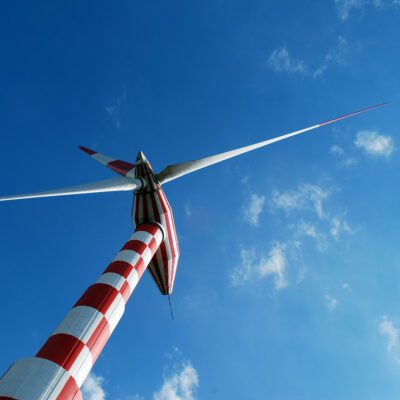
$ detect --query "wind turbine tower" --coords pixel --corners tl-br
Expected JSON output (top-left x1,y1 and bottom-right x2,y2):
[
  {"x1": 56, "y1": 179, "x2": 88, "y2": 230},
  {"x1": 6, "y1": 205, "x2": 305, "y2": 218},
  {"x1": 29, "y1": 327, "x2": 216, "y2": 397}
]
[{"x1": 0, "y1": 104, "x2": 384, "y2": 399}]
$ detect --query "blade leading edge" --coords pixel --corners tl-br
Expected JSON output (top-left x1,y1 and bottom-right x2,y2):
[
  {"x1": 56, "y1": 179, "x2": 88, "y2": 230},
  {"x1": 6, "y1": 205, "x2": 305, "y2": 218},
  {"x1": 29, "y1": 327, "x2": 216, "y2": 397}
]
[
  {"x1": 157, "y1": 103, "x2": 386, "y2": 184},
  {"x1": 0, "y1": 176, "x2": 140, "y2": 202}
]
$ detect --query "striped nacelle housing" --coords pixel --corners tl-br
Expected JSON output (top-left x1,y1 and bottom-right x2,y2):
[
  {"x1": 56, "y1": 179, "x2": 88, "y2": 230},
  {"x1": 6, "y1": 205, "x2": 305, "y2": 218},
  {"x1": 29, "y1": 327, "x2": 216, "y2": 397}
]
[{"x1": 133, "y1": 152, "x2": 180, "y2": 295}]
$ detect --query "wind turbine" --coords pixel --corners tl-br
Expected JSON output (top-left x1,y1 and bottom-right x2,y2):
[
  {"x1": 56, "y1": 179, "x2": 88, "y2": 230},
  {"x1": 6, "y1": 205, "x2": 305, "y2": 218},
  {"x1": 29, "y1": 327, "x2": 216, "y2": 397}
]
[{"x1": 0, "y1": 103, "x2": 385, "y2": 400}]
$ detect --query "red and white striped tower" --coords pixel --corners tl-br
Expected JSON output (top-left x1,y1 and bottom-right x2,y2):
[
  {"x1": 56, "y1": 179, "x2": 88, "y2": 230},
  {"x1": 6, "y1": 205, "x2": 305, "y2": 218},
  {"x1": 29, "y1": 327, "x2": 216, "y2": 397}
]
[
  {"x1": 0, "y1": 150, "x2": 180, "y2": 400},
  {"x1": 0, "y1": 222, "x2": 164, "y2": 399}
]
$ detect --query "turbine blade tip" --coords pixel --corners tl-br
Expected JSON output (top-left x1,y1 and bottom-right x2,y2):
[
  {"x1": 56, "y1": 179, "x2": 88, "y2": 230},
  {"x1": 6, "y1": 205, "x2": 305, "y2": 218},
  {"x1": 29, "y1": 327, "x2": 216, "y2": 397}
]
[
  {"x1": 319, "y1": 102, "x2": 387, "y2": 126},
  {"x1": 79, "y1": 146, "x2": 97, "y2": 155}
]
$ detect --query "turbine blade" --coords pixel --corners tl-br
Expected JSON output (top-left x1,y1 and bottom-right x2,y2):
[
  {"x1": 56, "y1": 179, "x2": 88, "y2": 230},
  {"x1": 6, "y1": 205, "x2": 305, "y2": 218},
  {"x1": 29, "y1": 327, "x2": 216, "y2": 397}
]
[
  {"x1": 158, "y1": 103, "x2": 386, "y2": 184},
  {"x1": 0, "y1": 177, "x2": 140, "y2": 202},
  {"x1": 79, "y1": 146, "x2": 136, "y2": 178}
]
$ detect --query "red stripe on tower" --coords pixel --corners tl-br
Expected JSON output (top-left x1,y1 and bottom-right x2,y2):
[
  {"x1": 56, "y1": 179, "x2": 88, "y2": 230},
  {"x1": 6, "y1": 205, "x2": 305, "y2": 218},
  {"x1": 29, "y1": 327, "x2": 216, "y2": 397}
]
[
  {"x1": 56, "y1": 377, "x2": 82, "y2": 399},
  {"x1": 86, "y1": 317, "x2": 110, "y2": 362},
  {"x1": 75, "y1": 284, "x2": 119, "y2": 315},
  {"x1": 36, "y1": 334, "x2": 85, "y2": 371},
  {"x1": 105, "y1": 261, "x2": 134, "y2": 278}
]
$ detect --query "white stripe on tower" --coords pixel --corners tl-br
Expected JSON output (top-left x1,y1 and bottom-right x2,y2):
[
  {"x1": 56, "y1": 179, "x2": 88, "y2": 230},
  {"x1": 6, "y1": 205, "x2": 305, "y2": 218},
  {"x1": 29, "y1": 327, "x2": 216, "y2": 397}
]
[{"x1": 0, "y1": 223, "x2": 163, "y2": 400}]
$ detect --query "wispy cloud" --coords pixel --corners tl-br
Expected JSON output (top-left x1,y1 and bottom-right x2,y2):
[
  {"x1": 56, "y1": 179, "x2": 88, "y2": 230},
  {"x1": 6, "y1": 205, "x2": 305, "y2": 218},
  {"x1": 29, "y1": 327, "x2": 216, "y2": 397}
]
[
  {"x1": 230, "y1": 247, "x2": 257, "y2": 287},
  {"x1": 259, "y1": 243, "x2": 288, "y2": 289},
  {"x1": 235, "y1": 181, "x2": 354, "y2": 289},
  {"x1": 331, "y1": 145, "x2": 345, "y2": 157},
  {"x1": 106, "y1": 89, "x2": 127, "y2": 128},
  {"x1": 379, "y1": 316, "x2": 400, "y2": 362},
  {"x1": 342, "y1": 282, "x2": 351, "y2": 291},
  {"x1": 243, "y1": 193, "x2": 266, "y2": 227},
  {"x1": 313, "y1": 36, "x2": 349, "y2": 78},
  {"x1": 271, "y1": 182, "x2": 354, "y2": 248},
  {"x1": 325, "y1": 294, "x2": 338, "y2": 310},
  {"x1": 268, "y1": 36, "x2": 350, "y2": 78},
  {"x1": 335, "y1": 0, "x2": 400, "y2": 21},
  {"x1": 330, "y1": 145, "x2": 358, "y2": 167},
  {"x1": 267, "y1": 48, "x2": 306, "y2": 74},
  {"x1": 153, "y1": 363, "x2": 199, "y2": 400},
  {"x1": 330, "y1": 216, "x2": 354, "y2": 240},
  {"x1": 354, "y1": 130, "x2": 394, "y2": 158},
  {"x1": 82, "y1": 373, "x2": 106, "y2": 400},
  {"x1": 295, "y1": 221, "x2": 328, "y2": 251},
  {"x1": 83, "y1": 361, "x2": 198, "y2": 400},
  {"x1": 185, "y1": 203, "x2": 192, "y2": 217},
  {"x1": 230, "y1": 243, "x2": 288, "y2": 290},
  {"x1": 271, "y1": 183, "x2": 330, "y2": 220},
  {"x1": 335, "y1": 0, "x2": 366, "y2": 21}
]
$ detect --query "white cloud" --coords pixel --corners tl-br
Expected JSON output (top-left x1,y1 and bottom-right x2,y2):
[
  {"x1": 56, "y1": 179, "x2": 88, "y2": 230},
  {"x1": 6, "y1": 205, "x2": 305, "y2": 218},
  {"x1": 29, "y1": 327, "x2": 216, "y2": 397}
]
[
  {"x1": 258, "y1": 243, "x2": 288, "y2": 289},
  {"x1": 330, "y1": 216, "x2": 354, "y2": 240},
  {"x1": 82, "y1": 362, "x2": 198, "y2": 400},
  {"x1": 295, "y1": 221, "x2": 327, "y2": 251},
  {"x1": 82, "y1": 373, "x2": 106, "y2": 400},
  {"x1": 299, "y1": 216, "x2": 352, "y2": 246},
  {"x1": 296, "y1": 221, "x2": 318, "y2": 238},
  {"x1": 230, "y1": 247, "x2": 257, "y2": 287},
  {"x1": 267, "y1": 48, "x2": 306, "y2": 74},
  {"x1": 243, "y1": 193, "x2": 265, "y2": 227},
  {"x1": 342, "y1": 157, "x2": 358, "y2": 167},
  {"x1": 185, "y1": 203, "x2": 192, "y2": 217},
  {"x1": 230, "y1": 243, "x2": 288, "y2": 290},
  {"x1": 153, "y1": 363, "x2": 199, "y2": 400},
  {"x1": 324, "y1": 36, "x2": 348, "y2": 65},
  {"x1": 330, "y1": 145, "x2": 345, "y2": 156},
  {"x1": 379, "y1": 316, "x2": 400, "y2": 362},
  {"x1": 271, "y1": 184, "x2": 330, "y2": 220},
  {"x1": 325, "y1": 294, "x2": 338, "y2": 310},
  {"x1": 270, "y1": 182, "x2": 354, "y2": 254},
  {"x1": 106, "y1": 89, "x2": 127, "y2": 128},
  {"x1": 313, "y1": 36, "x2": 349, "y2": 78},
  {"x1": 241, "y1": 181, "x2": 356, "y2": 288},
  {"x1": 330, "y1": 145, "x2": 358, "y2": 167},
  {"x1": 342, "y1": 282, "x2": 351, "y2": 291},
  {"x1": 355, "y1": 130, "x2": 394, "y2": 158},
  {"x1": 268, "y1": 37, "x2": 350, "y2": 78},
  {"x1": 335, "y1": 0, "x2": 365, "y2": 20},
  {"x1": 335, "y1": 0, "x2": 400, "y2": 20}
]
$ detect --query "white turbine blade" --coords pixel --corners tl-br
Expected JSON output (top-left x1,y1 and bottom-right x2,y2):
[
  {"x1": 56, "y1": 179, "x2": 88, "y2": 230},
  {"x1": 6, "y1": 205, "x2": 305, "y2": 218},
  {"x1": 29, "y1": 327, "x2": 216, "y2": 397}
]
[
  {"x1": 0, "y1": 176, "x2": 141, "y2": 202},
  {"x1": 158, "y1": 103, "x2": 386, "y2": 184}
]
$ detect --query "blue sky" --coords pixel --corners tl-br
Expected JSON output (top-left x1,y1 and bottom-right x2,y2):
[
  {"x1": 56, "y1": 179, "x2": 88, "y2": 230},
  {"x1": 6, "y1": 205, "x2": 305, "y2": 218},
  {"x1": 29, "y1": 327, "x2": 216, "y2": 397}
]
[{"x1": 1, "y1": 1, "x2": 400, "y2": 399}]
